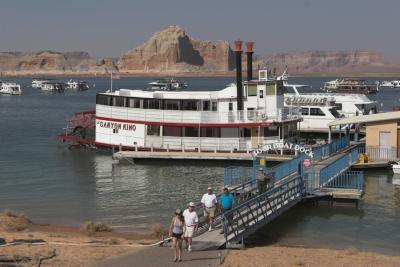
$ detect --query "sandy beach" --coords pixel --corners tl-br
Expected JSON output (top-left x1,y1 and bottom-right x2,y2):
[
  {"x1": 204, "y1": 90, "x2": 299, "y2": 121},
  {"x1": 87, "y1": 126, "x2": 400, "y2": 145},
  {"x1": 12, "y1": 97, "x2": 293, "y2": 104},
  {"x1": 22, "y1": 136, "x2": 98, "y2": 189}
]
[
  {"x1": 222, "y1": 246, "x2": 400, "y2": 267},
  {"x1": 0, "y1": 211, "x2": 158, "y2": 266}
]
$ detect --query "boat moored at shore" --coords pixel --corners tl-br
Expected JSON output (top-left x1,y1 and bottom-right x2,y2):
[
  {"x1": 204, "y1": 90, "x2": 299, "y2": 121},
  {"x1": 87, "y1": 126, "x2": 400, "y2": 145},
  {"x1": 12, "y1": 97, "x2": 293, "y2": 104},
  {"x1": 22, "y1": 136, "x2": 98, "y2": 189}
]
[
  {"x1": 380, "y1": 80, "x2": 400, "y2": 88},
  {"x1": 41, "y1": 82, "x2": 66, "y2": 92},
  {"x1": 0, "y1": 81, "x2": 22, "y2": 95},
  {"x1": 66, "y1": 79, "x2": 89, "y2": 90},
  {"x1": 148, "y1": 78, "x2": 187, "y2": 91},
  {"x1": 58, "y1": 41, "x2": 302, "y2": 156},
  {"x1": 323, "y1": 78, "x2": 378, "y2": 94}
]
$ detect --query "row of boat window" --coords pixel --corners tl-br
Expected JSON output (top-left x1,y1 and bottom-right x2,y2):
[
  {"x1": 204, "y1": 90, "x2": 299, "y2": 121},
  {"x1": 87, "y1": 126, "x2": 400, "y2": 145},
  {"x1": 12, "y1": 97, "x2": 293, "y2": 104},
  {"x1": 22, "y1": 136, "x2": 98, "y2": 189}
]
[
  {"x1": 143, "y1": 125, "x2": 294, "y2": 138},
  {"x1": 97, "y1": 94, "x2": 218, "y2": 111}
]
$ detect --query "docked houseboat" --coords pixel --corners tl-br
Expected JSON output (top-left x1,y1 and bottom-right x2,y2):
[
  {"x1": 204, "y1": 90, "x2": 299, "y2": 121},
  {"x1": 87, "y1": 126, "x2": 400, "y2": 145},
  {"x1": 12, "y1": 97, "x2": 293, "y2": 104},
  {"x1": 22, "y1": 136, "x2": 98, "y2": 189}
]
[
  {"x1": 380, "y1": 80, "x2": 400, "y2": 88},
  {"x1": 57, "y1": 41, "x2": 302, "y2": 155},
  {"x1": 32, "y1": 78, "x2": 54, "y2": 88},
  {"x1": 41, "y1": 82, "x2": 66, "y2": 92},
  {"x1": 323, "y1": 79, "x2": 378, "y2": 94},
  {"x1": 148, "y1": 78, "x2": 187, "y2": 91},
  {"x1": 66, "y1": 79, "x2": 89, "y2": 90},
  {"x1": 0, "y1": 81, "x2": 22, "y2": 95}
]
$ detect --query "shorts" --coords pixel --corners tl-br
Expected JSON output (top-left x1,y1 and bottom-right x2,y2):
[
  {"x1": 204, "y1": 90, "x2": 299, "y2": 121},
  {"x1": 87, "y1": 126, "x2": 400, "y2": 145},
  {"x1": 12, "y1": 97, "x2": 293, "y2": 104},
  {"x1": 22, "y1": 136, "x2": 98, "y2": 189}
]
[
  {"x1": 172, "y1": 232, "x2": 183, "y2": 239},
  {"x1": 204, "y1": 206, "x2": 216, "y2": 218},
  {"x1": 184, "y1": 226, "x2": 195, "y2": 238}
]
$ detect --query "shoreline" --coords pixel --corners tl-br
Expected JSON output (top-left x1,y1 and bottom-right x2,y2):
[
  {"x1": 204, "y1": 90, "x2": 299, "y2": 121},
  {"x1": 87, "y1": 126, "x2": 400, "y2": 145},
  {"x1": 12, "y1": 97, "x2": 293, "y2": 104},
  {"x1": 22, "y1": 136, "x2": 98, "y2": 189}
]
[
  {"x1": 2, "y1": 217, "x2": 400, "y2": 266},
  {"x1": 2, "y1": 71, "x2": 400, "y2": 78}
]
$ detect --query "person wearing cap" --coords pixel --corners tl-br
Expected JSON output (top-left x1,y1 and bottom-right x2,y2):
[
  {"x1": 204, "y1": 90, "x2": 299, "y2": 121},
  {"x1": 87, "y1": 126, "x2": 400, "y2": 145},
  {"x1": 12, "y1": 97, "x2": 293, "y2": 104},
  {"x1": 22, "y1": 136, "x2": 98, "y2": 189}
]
[
  {"x1": 257, "y1": 167, "x2": 267, "y2": 194},
  {"x1": 169, "y1": 209, "x2": 185, "y2": 262},
  {"x1": 182, "y1": 202, "x2": 198, "y2": 252},
  {"x1": 201, "y1": 187, "x2": 218, "y2": 232},
  {"x1": 219, "y1": 187, "x2": 235, "y2": 234}
]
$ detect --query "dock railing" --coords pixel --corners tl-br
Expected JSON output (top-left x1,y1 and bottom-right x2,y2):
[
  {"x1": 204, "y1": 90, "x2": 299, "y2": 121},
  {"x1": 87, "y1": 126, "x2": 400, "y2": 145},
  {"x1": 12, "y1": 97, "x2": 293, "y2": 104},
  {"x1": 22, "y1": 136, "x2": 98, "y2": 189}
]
[
  {"x1": 221, "y1": 175, "x2": 303, "y2": 244},
  {"x1": 359, "y1": 146, "x2": 399, "y2": 161}
]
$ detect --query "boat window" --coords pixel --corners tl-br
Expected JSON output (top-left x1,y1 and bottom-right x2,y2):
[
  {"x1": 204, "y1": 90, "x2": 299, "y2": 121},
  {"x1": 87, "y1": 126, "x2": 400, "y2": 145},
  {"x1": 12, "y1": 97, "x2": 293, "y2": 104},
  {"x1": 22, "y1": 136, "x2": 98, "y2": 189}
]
[
  {"x1": 200, "y1": 127, "x2": 221, "y2": 137},
  {"x1": 259, "y1": 90, "x2": 264, "y2": 99},
  {"x1": 184, "y1": 127, "x2": 199, "y2": 137},
  {"x1": 329, "y1": 108, "x2": 341, "y2": 118},
  {"x1": 242, "y1": 127, "x2": 251, "y2": 138},
  {"x1": 203, "y1": 101, "x2": 210, "y2": 111},
  {"x1": 148, "y1": 99, "x2": 160, "y2": 109},
  {"x1": 165, "y1": 100, "x2": 180, "y2": 110},
  {"x1": 163, "y1": 126, "x2": 182, "y2": 137},
  {"x1": 301, "y1": 108, "x2": 309, "y2": 115},
  {"x1": 248, "y1": 85, "x2": 257, "y2": 96},
  {"x1": 96, "y1": 94, "x2": 112, "y2": 106},
  {"x1": 266, "y1": 84, "x2": 275, "y2": 95},
  {"x1": 147, "y1": 125, "x2": 160, "y2": 136},
  {"x1": 334, "y1": 103, "x2": 342, "y2": 111},
  {"x1": 127, "y1": 98, "x2": 141, "y2": 108},
  {"x1": 112, "y1": 96, "x2": 125, "y2": 107},
  {"x1": 212, "y1": 102, "x2": 218, "y2": 111},
  {"x1": 310, "y1": 108, "x2": 325, "y2": 116},
  {"x1": 229, "y1": 103, "x2": 233, "y2": 111},
  {"x1": 264, "y1": 126, "x2": 278, "y2": 137},
  {"x1": 276, "y1": 80, "x2": 285, "y2": 95},
  {"x1": 182, "y1": 100, "x2": 199, "y2": 111}
]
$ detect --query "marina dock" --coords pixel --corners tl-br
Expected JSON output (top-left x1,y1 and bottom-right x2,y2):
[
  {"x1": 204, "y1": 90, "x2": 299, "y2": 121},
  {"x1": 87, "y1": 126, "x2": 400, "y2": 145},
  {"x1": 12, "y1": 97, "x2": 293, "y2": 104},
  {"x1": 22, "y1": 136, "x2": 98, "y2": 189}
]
[{"x1": 152, "y1": 135, "x2": 366, "y2": 251}]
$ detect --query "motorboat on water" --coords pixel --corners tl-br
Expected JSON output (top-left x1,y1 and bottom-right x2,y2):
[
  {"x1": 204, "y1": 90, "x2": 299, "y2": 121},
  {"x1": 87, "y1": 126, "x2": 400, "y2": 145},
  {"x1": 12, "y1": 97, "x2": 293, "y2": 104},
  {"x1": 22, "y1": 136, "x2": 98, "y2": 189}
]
[
  {"x1": 0, "y1": 81, "x2": 22, "y2": 95},
  {"x1": 389, "y1": 161, "x2": 400, "y2": 175},
  {"x1": 148, "y1": 78, "x2": 187, "y2": 91},
  {"x1": 41, "y1": 82, "x2": 66, "y2": 92},
  {"x1": 380, "y1": 80, "x2": 400, "y2": 88},
  {"x1": 283, "y1": 79, "x2": 377, "y2": 132},
  {"x1": 66, "y1": 79, "x2": 89, "y2": 90},
  {"x1": 32, "y1": 78, "x2": 54, "y2": 88},
  {"x1": 323, "y1": 79, "x2": 378, "y2": 94}
]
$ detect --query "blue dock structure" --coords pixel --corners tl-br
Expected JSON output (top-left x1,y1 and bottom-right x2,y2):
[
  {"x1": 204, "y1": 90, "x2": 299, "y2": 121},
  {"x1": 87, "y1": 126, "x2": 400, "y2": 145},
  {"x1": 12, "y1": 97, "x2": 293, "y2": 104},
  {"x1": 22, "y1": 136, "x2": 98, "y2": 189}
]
[{"x1": 187, "y1": 134, "x2": 365, "y2": 250}]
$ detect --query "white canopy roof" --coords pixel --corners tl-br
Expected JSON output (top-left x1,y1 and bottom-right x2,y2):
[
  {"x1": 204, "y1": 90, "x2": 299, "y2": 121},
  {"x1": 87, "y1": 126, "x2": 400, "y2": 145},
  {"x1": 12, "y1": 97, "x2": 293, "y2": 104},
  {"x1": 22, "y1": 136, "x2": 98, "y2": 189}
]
[{"x1": 328, "y1": 111, "x2": 400, "y2": 126}]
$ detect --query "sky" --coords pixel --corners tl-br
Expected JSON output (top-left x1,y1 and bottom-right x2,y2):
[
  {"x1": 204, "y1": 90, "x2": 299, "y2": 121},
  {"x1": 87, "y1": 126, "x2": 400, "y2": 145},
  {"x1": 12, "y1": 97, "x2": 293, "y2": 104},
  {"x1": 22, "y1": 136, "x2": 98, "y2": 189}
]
[{"x1": 1, "y1": 0, "x2": 399, "y2": 59}]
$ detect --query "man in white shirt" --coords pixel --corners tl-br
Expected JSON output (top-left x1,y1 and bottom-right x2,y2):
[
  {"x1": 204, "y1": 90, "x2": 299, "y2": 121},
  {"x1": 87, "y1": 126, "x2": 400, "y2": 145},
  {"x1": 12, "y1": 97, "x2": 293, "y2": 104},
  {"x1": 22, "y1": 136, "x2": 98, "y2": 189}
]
[
  {"x1": 182, "y1": 202, "x2": 198, "y2": 252},
  {"x1": 201, "y1": 187, "x2": 217, "y2": 232}
]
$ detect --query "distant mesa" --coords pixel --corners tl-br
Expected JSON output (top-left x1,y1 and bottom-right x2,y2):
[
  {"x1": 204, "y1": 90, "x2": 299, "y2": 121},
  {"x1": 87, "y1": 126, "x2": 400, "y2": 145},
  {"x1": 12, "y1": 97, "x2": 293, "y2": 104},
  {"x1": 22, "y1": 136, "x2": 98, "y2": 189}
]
[
  {"x1": 117, "y1": 25, "x2": 235, "y2": 73},
  {"x1": 0, "y1": 25, "x2": 400, "y2": 76}
]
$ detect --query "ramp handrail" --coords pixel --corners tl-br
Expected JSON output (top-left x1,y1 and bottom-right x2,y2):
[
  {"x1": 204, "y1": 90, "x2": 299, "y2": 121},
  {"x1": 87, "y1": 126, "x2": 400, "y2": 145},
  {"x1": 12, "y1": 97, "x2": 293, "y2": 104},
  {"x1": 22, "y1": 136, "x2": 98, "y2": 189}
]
[{"x1": 221, "y1": 175, "x2": 303, "y2": 244}]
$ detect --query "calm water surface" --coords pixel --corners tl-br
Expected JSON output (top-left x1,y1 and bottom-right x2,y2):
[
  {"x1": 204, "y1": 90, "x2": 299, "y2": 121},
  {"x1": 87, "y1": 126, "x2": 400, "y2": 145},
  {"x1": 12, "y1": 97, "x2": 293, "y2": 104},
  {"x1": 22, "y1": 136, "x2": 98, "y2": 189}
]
[{"x1": 0, "y1": 76, "x2": 399, "y2": 254}]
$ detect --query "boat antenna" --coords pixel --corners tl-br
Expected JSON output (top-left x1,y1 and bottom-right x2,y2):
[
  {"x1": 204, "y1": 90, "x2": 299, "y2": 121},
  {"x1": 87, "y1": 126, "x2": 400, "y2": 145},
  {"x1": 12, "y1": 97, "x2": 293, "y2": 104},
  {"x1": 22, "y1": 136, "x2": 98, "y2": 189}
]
[{"x1": 110, "y1": 69, "x2": 113, "y2": 92}]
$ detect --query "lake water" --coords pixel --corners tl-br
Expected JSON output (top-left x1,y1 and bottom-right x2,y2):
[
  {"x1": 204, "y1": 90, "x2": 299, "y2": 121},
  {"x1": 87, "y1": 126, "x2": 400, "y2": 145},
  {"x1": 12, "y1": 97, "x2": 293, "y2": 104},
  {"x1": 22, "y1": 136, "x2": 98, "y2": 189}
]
[{"x1": 0, "y1": 76, "x2": 399, "y2": 254}]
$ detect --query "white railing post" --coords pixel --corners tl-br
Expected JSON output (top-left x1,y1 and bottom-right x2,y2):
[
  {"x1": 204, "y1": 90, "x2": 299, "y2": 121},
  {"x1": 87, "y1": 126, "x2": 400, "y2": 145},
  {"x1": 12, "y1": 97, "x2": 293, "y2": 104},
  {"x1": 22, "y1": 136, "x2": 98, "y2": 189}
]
[
  {"x1": 135, "y1": 144, "x2": 138, "y2": 152},
  {"x1": 151, "y1": 144, "x2": 154, "y2": 152},
  {"x1": 183, "y1": 144, "x2": 185, "y2": 153},
  {"x1": 167, "y1": 144, "x2": 169, "y2": 152}
]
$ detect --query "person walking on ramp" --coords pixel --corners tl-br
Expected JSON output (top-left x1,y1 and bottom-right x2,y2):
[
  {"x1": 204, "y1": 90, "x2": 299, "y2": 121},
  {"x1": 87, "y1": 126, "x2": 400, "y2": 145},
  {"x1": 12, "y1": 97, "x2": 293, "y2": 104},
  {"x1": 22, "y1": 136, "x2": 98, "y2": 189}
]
[
  {"x1": 183, "y1": 202, "x2": 198, "y2": 252},
  {"x1": 219, "y1": 186, "x2": 235, "y2": 234},
  {"x1": 169, "y1": 209, "x2": 185, "y2": 262},
  {"x1": 201, "y1": 187, "x2": 218, "y2": 232}
]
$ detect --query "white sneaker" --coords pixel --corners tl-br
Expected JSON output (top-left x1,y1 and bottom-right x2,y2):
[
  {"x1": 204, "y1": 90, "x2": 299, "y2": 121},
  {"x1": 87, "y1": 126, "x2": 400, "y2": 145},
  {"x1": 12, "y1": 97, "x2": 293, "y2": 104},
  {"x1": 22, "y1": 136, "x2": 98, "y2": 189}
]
[
  {"x1": 208, "y1": 226, "x2": 212, "y2": 232},
  {"x1": 188, "y1": 245, "x2": 192, "y2": 252}
]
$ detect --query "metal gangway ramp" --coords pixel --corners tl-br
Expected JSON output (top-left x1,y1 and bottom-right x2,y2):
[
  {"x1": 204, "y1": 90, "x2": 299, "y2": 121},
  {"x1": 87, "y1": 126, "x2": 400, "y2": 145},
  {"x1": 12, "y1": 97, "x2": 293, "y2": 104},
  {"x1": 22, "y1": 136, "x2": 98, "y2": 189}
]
[{"x1": 190, "y1": 136, "x2": 364, "y2": 251}]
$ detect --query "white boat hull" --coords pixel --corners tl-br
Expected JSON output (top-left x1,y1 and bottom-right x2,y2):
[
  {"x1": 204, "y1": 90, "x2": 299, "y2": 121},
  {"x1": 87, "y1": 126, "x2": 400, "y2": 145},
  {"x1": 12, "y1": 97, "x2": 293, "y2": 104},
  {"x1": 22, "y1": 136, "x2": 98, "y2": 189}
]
[{"x1": 392, "y1": 164, "x2": 400, "y2": 174}]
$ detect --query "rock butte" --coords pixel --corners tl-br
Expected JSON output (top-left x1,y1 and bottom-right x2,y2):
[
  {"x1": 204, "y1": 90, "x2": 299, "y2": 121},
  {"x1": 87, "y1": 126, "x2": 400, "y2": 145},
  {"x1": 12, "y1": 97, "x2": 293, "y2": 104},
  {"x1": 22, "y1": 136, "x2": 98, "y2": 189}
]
[{"x1": 1, "y1": 25, "x2": 400, "y2": 76}]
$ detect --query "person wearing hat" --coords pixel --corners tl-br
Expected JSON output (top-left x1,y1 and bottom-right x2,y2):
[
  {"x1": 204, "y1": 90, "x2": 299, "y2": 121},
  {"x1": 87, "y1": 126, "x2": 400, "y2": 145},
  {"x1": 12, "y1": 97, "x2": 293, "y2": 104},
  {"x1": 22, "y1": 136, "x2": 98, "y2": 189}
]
[
  {"x1": 257, "y1": 167, "x2": 267, "y2": 194},
  {"x1": 169, "y1": 209, "x2": 185, "y2": 262},
  {"x1": 201, "y1": 187, "x2": 218, "y2": 232},
  {"x1": 182, "y1": 202, "x2": 198, "y2": 252}
]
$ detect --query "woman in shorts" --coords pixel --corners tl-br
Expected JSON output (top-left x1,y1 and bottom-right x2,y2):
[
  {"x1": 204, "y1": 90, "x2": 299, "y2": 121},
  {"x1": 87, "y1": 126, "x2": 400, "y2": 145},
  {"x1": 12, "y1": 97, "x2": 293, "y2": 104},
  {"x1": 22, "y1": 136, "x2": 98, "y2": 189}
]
[{"x1": 169, "y1": 209, "x2": 185, "y2": 262}]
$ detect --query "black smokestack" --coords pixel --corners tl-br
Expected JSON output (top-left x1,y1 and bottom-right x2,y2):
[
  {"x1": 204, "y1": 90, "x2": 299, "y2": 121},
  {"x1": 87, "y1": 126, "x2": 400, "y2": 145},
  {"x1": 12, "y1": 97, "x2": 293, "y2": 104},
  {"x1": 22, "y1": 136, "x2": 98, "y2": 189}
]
[
  {"x1": 235, "y1": 39, "x2": 243, "y2": 111},
  {"x1": 246, "y1": 42, "x2": 254, "y2": 81}
]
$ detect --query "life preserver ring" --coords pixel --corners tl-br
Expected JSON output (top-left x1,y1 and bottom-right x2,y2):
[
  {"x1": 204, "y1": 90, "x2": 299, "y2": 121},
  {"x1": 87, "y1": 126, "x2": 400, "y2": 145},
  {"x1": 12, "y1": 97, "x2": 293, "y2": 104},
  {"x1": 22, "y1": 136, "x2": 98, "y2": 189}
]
[{"x1": 261, "y1": 113, "x2": 268, "y2": 121}]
